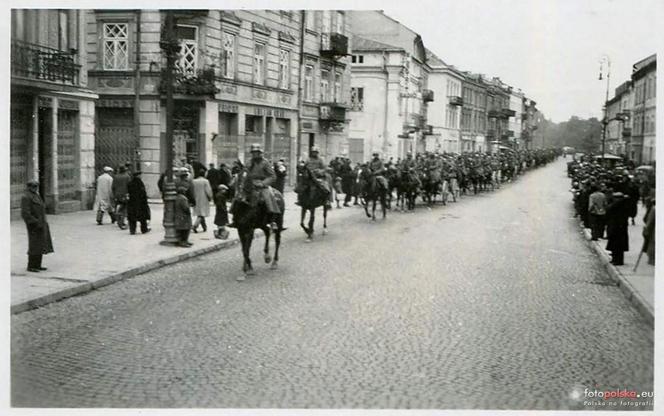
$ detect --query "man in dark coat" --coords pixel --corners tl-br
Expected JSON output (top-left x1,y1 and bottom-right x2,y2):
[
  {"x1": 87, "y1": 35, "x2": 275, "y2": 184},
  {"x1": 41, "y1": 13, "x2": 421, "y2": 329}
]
[
  {"x1": 206, "y1": 163, "x2": 223, "y2": 197},
  {"x1": 605, "y1": 192, "x2": 630, "y2": 265},
  {"x1": 274, "y1": 158, "x2": 288, "y2": 194},
  {"x1": 21, "y1": 180, "x2": 53, "y2": 272},
  {"x1": 112, "y1": 166, "x2": 131, "y2": 229},
  {"x1": 127, "y1": 171, "x2": 151, "y2": 235}
]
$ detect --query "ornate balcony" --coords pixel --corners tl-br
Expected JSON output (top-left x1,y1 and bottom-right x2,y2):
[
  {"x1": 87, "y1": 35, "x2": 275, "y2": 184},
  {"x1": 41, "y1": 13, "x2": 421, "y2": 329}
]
[
  {"x1": 160, "y1": 66, "x2": 220, "y2": 96},
  {"x1": 501, "y1": 108, "x2": 516, "y2": 118},
  {"x1": 622, "y1": 127, "x2": 632, "y2": 137},
  {"x1": 487, "y1": 109, "x2": 500, "y2": 119},
  {"x1": 320, "y1": 32, "x2": 349, "y2": 58},
  {"x1": 319, "y1": 102, "x2": 346, "y2": 122},
  {"x1": 448, "y1": 95, "x2": 463, "y2": 106},
  {"x1": 486, "y1": 129, "x2": 496, "y2": 138},
  {"x1": 422, "y1": 89, "x2": 434, "y2": 103},
  {"x1": 11, "y1": 40, "x2": 80, "y2": 85}
]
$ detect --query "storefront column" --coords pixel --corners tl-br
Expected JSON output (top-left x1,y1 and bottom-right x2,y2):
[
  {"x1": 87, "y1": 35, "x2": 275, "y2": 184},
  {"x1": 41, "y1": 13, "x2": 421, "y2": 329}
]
[
  {"x1": 49, "y1": 97, "x2": 59, "y2": 212},
  {"x1": 30, "y1": 95, "x2": 39, "y2": 181},
  {"x1": 201, "y1": 100, "x2": 218, "y2": 166},
  {"x1": 237, "y1": 108, "x2": 246, "y2": 161}
]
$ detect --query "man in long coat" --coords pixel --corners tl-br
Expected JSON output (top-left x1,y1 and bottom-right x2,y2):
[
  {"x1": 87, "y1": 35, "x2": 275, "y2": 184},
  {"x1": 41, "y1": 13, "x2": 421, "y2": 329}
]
[
  {"x1": 21, "y1": 180, "x2": 53, "y2": 272},
  {"x1": 94, "y1": 166, "x2": 115, "y2": 225},
  {"x1": 238, "y1": 144, "x2": 281, "y2": 230},
  {"x1": 112, "y1": 166, "x2": 131, "y2": 229},
  {"x1": 192, "y1": 169, "x2": 213, "y2": 233},
  {"x1": 304, "y1": 146, "x2": 332, "y2": 208},
  {"x1": 127, "y1": 171, "x2": 151, "y2": 234},
  {"x1": 605, "y1": 192, "x2": 630, "y2": 265}
]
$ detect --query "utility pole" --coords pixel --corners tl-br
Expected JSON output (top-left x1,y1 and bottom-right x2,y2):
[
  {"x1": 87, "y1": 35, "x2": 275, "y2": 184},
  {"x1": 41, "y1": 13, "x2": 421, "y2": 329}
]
[
  {"x1": 160, "y1": 10, "x2": 179, "y2": 245},
  {"x1": 599, "y1": 55, "x2": 611, "y2": 164}
]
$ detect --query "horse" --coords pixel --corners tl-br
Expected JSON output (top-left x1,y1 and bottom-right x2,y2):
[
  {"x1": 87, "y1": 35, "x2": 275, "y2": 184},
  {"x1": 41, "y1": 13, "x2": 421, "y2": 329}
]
[
  {"x1": 230, "y1": 170, "x2": 284, "y2": 280},
  {"x1": 383, "y1": 167, "x2": 400, "y2": 210},
  {"x1": 398, "y1": 169, "x2": 421, "y2": 211},
  {"x1": 360, "y1": 169, "x2": 388, "y2": 220},
  {"x1": 420, "y1": 167, "x2": 442, "y2": 205},
  {"x1": 298, "y1": 167, "x2": 331, "y2": 242}
]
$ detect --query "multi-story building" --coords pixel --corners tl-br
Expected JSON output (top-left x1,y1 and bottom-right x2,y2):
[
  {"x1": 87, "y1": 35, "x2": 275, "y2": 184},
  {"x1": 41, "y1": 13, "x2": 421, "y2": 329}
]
[
  {"x1": 425, "y1": 49, "x2": 463, "y2": 153},
  {"x1": 521, "y1": 97, "x2": 539, "y2": 149},
  {"x1": 605, "y1": 81, "x2": 633, "y2": 156},
  {"x1": 347, "y1": 11, "x2": 430, "y2": 160},
  {"x1": 86, "y1": 10, "x2": 306, "y2": 197},
  {"x1": 299, "y1": 10, "x2": 351, "y2": 161},
  {"x1": 11, "y1": 9, "x2": 98, "y2": 216},
  {"x1": 483, "y1": 77, "x2": 511, "y2": 152},
  {"x1": 630, "y1": 54, "x2": 656, "y2": 164},
  {"x1": 460, "y1": 73, "x2": 488, "y2": 152},
  {"x1": 508, "y1": 88, "x2": 524, "y2": 148}
]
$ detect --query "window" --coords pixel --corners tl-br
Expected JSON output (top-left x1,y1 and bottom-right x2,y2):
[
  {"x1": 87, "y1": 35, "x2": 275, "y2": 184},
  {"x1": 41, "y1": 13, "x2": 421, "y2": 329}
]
[
  {"x1": 222, "y1": 32, "x2": 235, "y2": 79},
  {"x1": 320, "y1": 69, "x2": 330, "y2": 102},
  {"x1": 334, "y1": 71, "x2": 342, "y2": 102},
  {"x1": 176, "y1": 25, "x2": 198, "y2": 75},
  {"x1": 254, "y1": 42, "x2": 265, "y2": 85},
  {"x1": 279, "y1": 49, "x2": 290, "y2": 89},
  {"x1": 103, "y1": 23, "x2": 129, "y2": 70},
  {"x1": 358, "y1": 55, "x2": 364, "y2": 63},
  {"x1": 351, "y1": 55, "x2": 356, "y2": 63},
  {"x1": 335, "y1": 12, "x2": 344, "y2": 34},
  {"x1": 306, "y1": 10, "x2": 316, "y2": 31},
  {"x1": 304, "y1": 65, "x2": 314, "y2": 101},
  {"x1": 350, "y1": 87, "x2": 364, "y2": 111}
]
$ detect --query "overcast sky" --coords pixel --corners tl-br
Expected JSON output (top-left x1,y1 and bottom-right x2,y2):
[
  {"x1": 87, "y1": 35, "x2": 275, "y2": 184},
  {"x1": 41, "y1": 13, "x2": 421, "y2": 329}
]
[{"x1": 380, "y1": 0, "x2": 661, "y2": 122}]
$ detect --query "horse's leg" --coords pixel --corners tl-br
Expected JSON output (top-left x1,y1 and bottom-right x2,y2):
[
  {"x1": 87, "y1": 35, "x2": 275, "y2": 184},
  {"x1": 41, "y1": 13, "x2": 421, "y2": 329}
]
[
  {"x1": 382, "y1": 194, "x2": 387, "y2": 219},
  {"x1": 322, "y1": 205, "x2": 328, "y2": 235},
  {"x1": 263, "y1": 226, "x2": 272, "y2": 264},
  {"x1": 308, "y1": 207, "x2": 315, "y2": 237},
  {"x1": 238, "y1": 229, "x2": 254, "y2": 280},
  {"x1": 372, "y1": 199, "x2": 376, "y2": 221},
  {"x1": 364, "y1": 196, "x2": 371, "y2": 218},
  {"x1": 271, "y1": 227, "x2": 280, "y2": 270},
  {"x1": 300, "y1": 206, "x2": 309, "y2": 236}
]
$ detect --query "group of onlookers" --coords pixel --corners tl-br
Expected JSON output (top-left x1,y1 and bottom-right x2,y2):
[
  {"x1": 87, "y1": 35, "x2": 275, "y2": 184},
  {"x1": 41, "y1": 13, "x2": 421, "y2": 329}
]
[{"x1": 569, "y1": 155, "x2": 655, "y2": 266}]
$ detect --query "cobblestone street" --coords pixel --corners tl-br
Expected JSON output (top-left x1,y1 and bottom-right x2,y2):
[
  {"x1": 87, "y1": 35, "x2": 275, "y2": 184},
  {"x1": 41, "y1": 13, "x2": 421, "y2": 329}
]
[{"x1": 11, "y1": 159, "x2": 653, "y2": 409}]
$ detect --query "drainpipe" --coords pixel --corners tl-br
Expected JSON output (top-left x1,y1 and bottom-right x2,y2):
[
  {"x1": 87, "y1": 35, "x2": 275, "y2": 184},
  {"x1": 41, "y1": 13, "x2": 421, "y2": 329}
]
[
  {"x1": 295, "y1": 10, "x2": 305, "y2": 184},
  {"x1": 133, "y1": 9, "x2": 142, "y2": 172}
]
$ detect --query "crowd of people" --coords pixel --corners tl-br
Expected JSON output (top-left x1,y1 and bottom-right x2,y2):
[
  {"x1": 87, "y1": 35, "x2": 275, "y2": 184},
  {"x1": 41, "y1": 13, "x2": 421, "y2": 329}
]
[{"x1": 568, "y1": 155, "x2": 656, "y2": 266}]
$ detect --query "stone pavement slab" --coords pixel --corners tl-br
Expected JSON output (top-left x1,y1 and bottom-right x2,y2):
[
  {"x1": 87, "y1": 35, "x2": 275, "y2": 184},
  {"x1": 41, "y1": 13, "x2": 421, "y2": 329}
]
[{"x1": 10, "y1": 191, "x2": 343, "y2": 313}]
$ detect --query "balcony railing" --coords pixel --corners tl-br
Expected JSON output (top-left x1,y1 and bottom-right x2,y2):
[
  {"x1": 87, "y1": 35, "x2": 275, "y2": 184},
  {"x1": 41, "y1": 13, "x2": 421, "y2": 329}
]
[
  {"x1": 160, "y1": 66, "x2": 220, "y2": 96},
  {"x1": 501, "y1": 108, "x2": 516, "y2": 118},
  {"x1": 422, "y1": 89, "x2": 434, "y2": 103},
  {"x1": 448, "y1": 95, "x2": 463, "y2": 106},
  {"x1": 486, "y1": 129, "x2": 496, "y2": 138},
  {"x1": 320, "y1": 32, "x2": 349, "y2": 57},
  {"x1": 319, "y1": 102, "x2": 346, "y2": 122},
  {"x1": 622, "y1": 127, "x2": 632, "y2": 137},
  {"x1": 487, "y1": 109, "x2": 500, "y2": 119},
  {"x1": 11, "y1": 39, "x2": 80, "y2": 85},
  {"x1": 423, "y1": 124, "x2": 434, "y2": 135}
]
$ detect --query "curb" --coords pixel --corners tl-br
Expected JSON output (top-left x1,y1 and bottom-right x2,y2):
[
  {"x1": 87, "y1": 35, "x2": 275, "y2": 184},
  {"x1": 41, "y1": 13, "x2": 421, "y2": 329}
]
[
  {"x1": 11, "y1": 234, "x2": 249, "y2": 315},
  {"x1": 580, "y1": 227, "x2": 654, "y2": 327}
]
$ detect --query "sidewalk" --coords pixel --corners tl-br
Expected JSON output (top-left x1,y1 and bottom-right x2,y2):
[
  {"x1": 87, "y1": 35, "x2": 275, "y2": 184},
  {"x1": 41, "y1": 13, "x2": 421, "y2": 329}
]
[
  {"x1": 581, "y1": 203, "x2": 654, "y2": 326},
  {"x1": 10, "y1": 191, "x2": 354, "y2": 314}
]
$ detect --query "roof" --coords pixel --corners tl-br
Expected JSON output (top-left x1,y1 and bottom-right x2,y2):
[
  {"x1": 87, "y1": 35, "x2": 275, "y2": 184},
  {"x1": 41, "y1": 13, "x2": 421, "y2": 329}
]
[
  {"x1": 425, "y1": 48, "x2": 447, "y2": 66},
  {"x1": 352, "y1": 35, "x2": 404, "y2": 52}
]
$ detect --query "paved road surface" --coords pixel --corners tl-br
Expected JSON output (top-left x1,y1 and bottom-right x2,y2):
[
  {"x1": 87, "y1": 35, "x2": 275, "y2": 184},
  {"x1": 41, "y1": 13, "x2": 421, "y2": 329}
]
[{"x1": 11, "y1": 159, "x2": 653, "y2": 409}]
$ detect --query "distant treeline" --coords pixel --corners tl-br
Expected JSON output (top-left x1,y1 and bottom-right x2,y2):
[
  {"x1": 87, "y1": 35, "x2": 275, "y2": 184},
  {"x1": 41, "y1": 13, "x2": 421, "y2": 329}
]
[{"x1": 541, "y1": 116, "x2": 604, "y2": 154}]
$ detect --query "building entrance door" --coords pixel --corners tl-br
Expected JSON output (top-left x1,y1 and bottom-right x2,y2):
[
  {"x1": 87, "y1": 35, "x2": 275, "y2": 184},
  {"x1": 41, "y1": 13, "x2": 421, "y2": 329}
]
[
  {"x1": 56, "y1": 109, "x2": 79, "y2": 202},
  {"x1": 10, "y1": 103, "x2": 30, "y2": 210},
  {"x1": 95, "y1": 107, "x2": 135, "y2": 177}
]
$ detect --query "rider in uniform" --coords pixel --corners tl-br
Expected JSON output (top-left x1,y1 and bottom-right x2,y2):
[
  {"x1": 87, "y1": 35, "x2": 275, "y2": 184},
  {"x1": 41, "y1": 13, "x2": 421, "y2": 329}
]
[
  {"x1": 303, "y1": 146, "x2": 333, "y2": 208},
  {"x1": 236, "y1": 143, "x2": 282, "y2": 231},
  {"x1": 368, "y1": 151, "x2": 389, "y2": 191}
]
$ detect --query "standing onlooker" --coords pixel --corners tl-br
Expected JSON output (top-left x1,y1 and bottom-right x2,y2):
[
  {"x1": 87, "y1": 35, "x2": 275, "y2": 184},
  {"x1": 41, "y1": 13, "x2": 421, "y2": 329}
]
[
  {"x1": 274, "y1": 158, "x2": 288, "y2": 194},
  {"x1": 605, "y1": 192, "x2": 630, "y2": 266},
  {"x1": 94, "y1": 167, "x2": 115, "y2": 225},
  {"x1": 213, "y1": 184, "x2": 230, "y2": 240},
  {"x1": 206, "y1": 163, "x2": 223, "y2": 198},
  {"x1": 112, "y1": 166, "x2": 131, "y2": 230},
  {"x1": 21, "y1": 180, "x2": 54, "y2": 272},
  {"x1": 192, "y1": 169, "x2": 213, "y2": 233},
  {"x1": 643, "y1": 195, "x2": 655, "y2": 265},
  {"x1": 127, "y1": 171, "x2": 151, "y2": 235},
  {"x1": 174, "y1": 186, "x2": 193, "y2": 247},
  {"x1": 588, "y1": 185, "x2": 607, "y2": 241}
]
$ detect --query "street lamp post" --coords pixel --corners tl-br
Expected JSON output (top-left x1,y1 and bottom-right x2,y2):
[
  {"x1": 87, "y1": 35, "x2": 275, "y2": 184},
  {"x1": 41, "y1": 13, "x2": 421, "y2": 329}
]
[
  {"x1": 598, "y1": 55, "x2": 611, "y2": 164},
  {"x1": 160, "y1": 10, "x2": 179, "y2": 245}
]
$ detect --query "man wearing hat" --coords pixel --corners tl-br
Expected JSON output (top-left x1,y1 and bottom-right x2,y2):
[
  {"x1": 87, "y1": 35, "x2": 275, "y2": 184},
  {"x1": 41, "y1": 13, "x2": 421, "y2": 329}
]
[
  {"x1": 240, "y1": 143, "x2": 281, "y2": 230},
  {"x1": 368, "y1": 151, "x2": 388, "y2": 191},
  {"x1": 21, "y1": 180, "x2": 54, "y2": 272},
  {"x1": 127, "y1": 170, "x2": 151, "y2": 234},
  {"x1": 94, "y1": 167, "x2": 116, "y2": 225},
  {"x1": 273, "y1": 158, "x2": 288, "y2": 194},
  {"x1": 112, "y1": 165, "x2": 131, "y2": 230},
  {"x1": 303, "y1": 146, "x2": 332, "y2": 208}
]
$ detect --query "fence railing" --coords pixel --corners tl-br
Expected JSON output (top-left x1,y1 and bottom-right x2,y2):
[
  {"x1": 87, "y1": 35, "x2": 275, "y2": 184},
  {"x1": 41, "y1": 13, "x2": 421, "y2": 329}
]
[{"x1": 11, "y1": 40, "x2": 80, "y2": 85}]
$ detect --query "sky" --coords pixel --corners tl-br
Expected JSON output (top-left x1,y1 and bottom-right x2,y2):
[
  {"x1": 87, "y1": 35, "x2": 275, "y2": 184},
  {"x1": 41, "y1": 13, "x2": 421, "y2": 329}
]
[{"x1": 380, "y1": 0, "x2": 661, "y2": 122}]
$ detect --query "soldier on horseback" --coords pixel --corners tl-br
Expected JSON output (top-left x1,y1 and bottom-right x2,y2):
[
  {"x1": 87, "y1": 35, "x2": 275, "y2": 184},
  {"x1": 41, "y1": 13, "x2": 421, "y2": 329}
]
[
  {"x1": 233, "y1": 143, "x2": 283, "y2": 231},
  {"x1": 301, "y1": 146, "x2": 333, "y2": 209},
  {"x1": 368, "y1": 151, "x2": 388, "y2": 192}
]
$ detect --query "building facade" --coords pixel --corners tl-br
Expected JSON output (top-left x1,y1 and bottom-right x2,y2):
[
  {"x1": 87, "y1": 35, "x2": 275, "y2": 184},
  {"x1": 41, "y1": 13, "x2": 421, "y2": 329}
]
[
  {"x1": 347, "y1": 11, "x2": 430, "y2": 161},
  {"x1": 425, "y1": 50, "x2": 463, "y2": 153},
  {"x1": 508, "y1": 89, "x2": 524, "y2": 148},
  {"x1": 460, "y1": 73, "x2": 488, "y2": 152},
  {"x1": 630, "y1": 54, "x2": 656, "y2": 164},
  {"x1": 11, "y1": 9, "x2": 98, "y2": 217},
  {"x1": 299, "y1": 10, "x2": 351, "y2": 161}
]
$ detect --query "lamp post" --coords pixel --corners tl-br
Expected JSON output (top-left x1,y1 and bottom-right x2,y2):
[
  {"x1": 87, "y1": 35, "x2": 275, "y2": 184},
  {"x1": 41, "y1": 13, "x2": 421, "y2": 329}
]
[
  {"x1": 598, "y1": 54, "x2": 611, "y2": 164},
  {"x1": 160, "y1": 10, "x2": 179, "y2": 245}
]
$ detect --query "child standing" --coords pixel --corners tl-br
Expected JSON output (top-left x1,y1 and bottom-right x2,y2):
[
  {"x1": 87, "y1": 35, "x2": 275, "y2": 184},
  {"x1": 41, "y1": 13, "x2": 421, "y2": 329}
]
[
  {"x1": 214, "y1": 184, "x2": 230, "y2": 239},
  {"x1": 174, "y1": 186, "x2": 193, "y2": 247}
]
